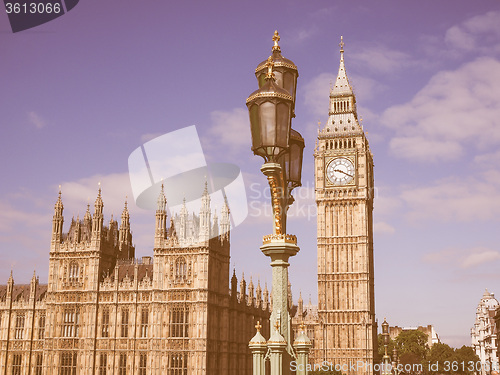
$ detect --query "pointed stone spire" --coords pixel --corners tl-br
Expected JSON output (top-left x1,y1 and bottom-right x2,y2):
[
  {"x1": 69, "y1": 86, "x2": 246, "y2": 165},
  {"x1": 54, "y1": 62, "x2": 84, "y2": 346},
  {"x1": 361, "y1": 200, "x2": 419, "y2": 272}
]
[
  {"x1": 155, "y1": 183, "x2": 167, "y2": 248},
  {"x1": 331, "y1": 36, "x2": 353, "y2": 97},
  {"x1": 199, "y1": 179, "x2": 211, "y2": 242},
  {"x1": 30, "y1": 270, "x2": 38, "y2": 297},
  {"x1": 298, "y1": 291, "x2": 304, "y2": 317},
  {"x1": 157, "y1": 182, "x2": 167, "y2": 211},
  {"x1": 84, "y1": 203, "x2": 91, "y2": 223},
  {"x1": 92, "y1": 183, "x2": 104, "y2": 237},
  {"x1": 95, "y1": 182, "x2": 103, "y2": 212},
  {"x1": 55, "y1": 185, "x2": 63, "y2": 213},
  {"x1": 7, "y1": 269, "x2": 14, "y2": 296},
  {"x1": 52, "y1": 186, "x2": 64, "y2": 244},
  {"x1": 231, "y1": 268, "x2": 238, "y2": 299},
  {"x1": 240, "y1": 272, "x2": 246, "y2": 302},
  {"x1": 256, "y1": 279, "x2": 262, "y2": 307},
  {"x1": 220, "y1": 194, "x2": 230, "y2": 238},
  {"x1": 119, "y1": 197, "x2": 133, "y2": 258},
  {"x1": 248, "y1": 276, "x2": 255, "y2": 306},
  {"x1": 263, "y1": 282, "x2": 269, "y2": 310}
]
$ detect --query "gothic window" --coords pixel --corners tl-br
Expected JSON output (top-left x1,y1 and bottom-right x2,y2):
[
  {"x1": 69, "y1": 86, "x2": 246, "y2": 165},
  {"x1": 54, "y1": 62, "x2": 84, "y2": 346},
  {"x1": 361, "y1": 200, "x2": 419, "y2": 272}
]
[
  {"x1": 139, "y1": 353, "x2": 147, "y2": 375},
  {"x1": 35, "y1": 353, "x2": 43, "y2": 375},
  {"x1": 121, "y1": 308, "x2": 129, "y2": 338},
  {"x1": 14, "y1": 313, "x2": 24, "y2": 339},
  {"x1": 118, "y1": 354, "x2": 127, "y2": 375},
  {"x1": 99, "y1": 353, "x2": 107, "y2": 375},
  {"x1": 12, "y1": 353, "x2": 22, "y2": 375},
  {"x1": 175, "y1": 257, "x2": 187, "y2": 282},
  {"x1": 68, "y1": 262, "x2": 79, "y2": 283},
  {"x1": 140, "y1": 308, "x2": 148, "y2": 338},
  {"x1": 38, "y1": 314, "x2": 46, "y2": 339},
  {"x1": 59, "y1": 352, "x2": 77, "y2": 375},
  {"x1": 101, "y1": 308, "x2": 110, "y2": 337},
  {"x1": 170, "y1": 306, "x2": 189, "y2": 338},
  {"x1": 61, "y1": 308, "x2": 79, "y2": 338},
  {"x1": 169, "y1": 353, "x2": 187, "y2": 375}
]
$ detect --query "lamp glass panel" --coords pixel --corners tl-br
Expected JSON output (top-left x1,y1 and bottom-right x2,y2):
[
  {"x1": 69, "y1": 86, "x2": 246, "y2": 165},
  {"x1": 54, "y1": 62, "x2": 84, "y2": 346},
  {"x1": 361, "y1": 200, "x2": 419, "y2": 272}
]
[
  {"x1": 283, "y1": 71, "x2": 295, "y2": 100},
  {"x1": 276, "y1": 102, "x2": 291, "y2": 150},
  {"x1": 249, "y1": 104, "x2": 262, "y2": 149},
  {"x1": 260, "y1": 101, "x2": 276, "y2": 147},
  {"x1": 274, "y1": 71, "x2": 284, "y2": 89},
  {"x1": 289, "y1": 142, "x2": 301, "y2": 184}
]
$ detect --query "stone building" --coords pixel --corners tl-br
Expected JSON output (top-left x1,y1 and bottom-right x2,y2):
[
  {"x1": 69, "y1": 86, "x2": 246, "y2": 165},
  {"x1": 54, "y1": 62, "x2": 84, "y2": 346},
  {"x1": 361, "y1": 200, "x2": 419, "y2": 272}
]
[
  {"x1": 389, "y1": 325, "x2": 440, "y2": 348},
  {"x1": 292, "y1": 37, "x2": 377, "y2": 374},
  {"x1": 471, "y1": 289, "x2": 499, "y2": 375},
  {"x1": 0, "y1": 184, "x2": 270, "y2": 375}
]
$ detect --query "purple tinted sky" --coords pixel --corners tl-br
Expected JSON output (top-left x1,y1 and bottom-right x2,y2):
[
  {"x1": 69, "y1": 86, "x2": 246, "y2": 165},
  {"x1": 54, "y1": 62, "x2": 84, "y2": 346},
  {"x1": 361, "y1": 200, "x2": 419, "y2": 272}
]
[{"x1": 1, "y1": 0, "x2": 500, "y2": 347}]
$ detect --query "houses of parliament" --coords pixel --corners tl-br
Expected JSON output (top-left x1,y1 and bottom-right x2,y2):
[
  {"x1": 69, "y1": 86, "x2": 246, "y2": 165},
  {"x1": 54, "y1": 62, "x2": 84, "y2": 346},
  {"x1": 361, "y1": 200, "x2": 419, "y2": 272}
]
[{"x1": 0, "y1": 37, "x2": 377, "y2": 374}]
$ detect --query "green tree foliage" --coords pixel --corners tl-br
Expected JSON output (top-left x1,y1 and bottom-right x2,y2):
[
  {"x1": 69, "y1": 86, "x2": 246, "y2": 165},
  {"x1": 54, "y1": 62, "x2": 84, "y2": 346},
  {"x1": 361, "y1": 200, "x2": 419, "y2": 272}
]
[
  {"x1": 396, "y1": 330, "x2": 430, "y2": 360},
  {"x1": 426, "y1": 343, "x2": 457, "y2": 374},
  {"x1": 425, "y1": 344, "x2": 480, "y2": 375},
  {"x1": 378, "y1": 333, "x2": 396, "y2": 358}
]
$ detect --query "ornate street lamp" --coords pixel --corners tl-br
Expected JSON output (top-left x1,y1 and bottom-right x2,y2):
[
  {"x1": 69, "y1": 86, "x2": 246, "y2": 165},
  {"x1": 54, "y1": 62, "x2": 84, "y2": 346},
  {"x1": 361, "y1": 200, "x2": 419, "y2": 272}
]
[
  {"x1": 247, "y1": 56, "x2": 294, "y2": 163},
  {"x1": 247, "y1": 31, "x2": 308, "y2": 375},
  {"x1": 255, "y1": 30, "x2": 299, "y2": 116},
  {"x1": 382, "y1": 318, "x2": 392, "y2": 375}
]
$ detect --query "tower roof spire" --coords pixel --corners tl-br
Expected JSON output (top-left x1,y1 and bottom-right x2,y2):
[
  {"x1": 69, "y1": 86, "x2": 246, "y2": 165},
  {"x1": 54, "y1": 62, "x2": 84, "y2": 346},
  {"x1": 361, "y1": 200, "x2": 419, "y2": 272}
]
[{"x1": 331, "y1": 35, "x2": 353, "y2": 97}]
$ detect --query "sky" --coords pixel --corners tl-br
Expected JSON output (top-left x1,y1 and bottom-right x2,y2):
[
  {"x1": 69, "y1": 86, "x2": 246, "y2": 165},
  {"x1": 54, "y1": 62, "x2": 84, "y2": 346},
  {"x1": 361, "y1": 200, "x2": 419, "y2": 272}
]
[{"x1": 1, "y1": 0, "x2": 500, "y2": 348}]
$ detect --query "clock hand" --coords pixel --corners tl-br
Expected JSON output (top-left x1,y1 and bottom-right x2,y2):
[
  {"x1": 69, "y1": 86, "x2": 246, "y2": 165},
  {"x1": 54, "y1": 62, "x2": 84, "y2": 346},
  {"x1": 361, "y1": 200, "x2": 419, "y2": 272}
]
[{"x1": 334, "y1": 169, "x2": 353, "y2": 178}]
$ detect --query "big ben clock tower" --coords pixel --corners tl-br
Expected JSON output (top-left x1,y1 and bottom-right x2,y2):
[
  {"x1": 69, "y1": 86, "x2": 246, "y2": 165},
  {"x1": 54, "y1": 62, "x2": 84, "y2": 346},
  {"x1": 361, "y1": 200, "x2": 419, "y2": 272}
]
[{"x1": 314, "y1": 37, "x2": 377, "y2": 374}]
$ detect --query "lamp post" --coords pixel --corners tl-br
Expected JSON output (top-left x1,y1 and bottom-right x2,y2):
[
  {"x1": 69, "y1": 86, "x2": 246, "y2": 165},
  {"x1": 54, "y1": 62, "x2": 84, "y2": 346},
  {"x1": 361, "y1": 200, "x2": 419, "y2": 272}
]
[
  {"x1": 382, "y1": 318, "x2": 392, "y2": 375},
  {"x1": 392, "y1": 347, "x2": 399, "y2": 375},
  {"x1": 247, "y1": 31, "x2": 307, "y2": 375}
]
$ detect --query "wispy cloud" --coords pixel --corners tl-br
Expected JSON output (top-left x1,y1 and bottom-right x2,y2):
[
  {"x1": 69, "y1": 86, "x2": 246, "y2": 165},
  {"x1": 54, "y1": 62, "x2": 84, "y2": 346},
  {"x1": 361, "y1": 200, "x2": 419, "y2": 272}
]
[
  {"x1": 424, "y1": 247, "x2": 500, "y2": 269},
  {"x1": 382, "y1": 57, "x2": 500, "y2": 162},
  {"x1": 374, "y1": 221, "x2": 395, "y2": 235},
  {"x1": 28, "y1": 111, "x2": 46, "y2": 129},
  {"x1": 400, "y1": 174, "x2": 500, "y2": 222},
  {"x1": 200, "y1": 107, "x2": 251, "y2": 162},
  {"x1": 444, "y1": 11, "x2": 500, "y2": 54},
  {"x1": 350, "y1": 46, "x2": 414, "y2": 74}
]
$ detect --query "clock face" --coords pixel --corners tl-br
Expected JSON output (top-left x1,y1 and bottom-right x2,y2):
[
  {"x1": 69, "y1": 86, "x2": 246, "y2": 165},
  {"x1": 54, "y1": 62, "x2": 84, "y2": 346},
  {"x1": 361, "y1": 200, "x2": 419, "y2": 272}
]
[{"x1": 326, "y1": 158, "x2": 355, "y2": 185}]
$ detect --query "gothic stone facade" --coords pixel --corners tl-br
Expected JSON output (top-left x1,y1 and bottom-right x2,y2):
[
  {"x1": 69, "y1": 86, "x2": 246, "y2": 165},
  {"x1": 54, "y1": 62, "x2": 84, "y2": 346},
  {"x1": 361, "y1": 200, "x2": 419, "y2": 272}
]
[
  {"x1": 292, "y1": 40, "x2": 377, "y2": 375},
  {"x1": 0, "y1": 186, "x2": 270, "y2": 375},
  {"x1": 471, "y1": 289, "x2": 499, "y2": 375}
]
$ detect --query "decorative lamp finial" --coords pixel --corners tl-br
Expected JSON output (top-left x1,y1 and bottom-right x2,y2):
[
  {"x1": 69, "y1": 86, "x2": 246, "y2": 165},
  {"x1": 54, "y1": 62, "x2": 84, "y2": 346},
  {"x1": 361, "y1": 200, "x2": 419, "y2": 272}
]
[
  {"x1": 339, "y1": 35, "x2": 345, "y2": 53},
  {"x1": 255, "y1": 321, "x2": 262, "y2": 332},
  {"x1": 299, "y1": 321, "x2": 306, "y2": 333},
  {"x1": 272, "y1": 30, "x2": 281, "y2": 52},
  {"x1": 265, "y1": 56, "x2": 275, "y2": 81}
]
